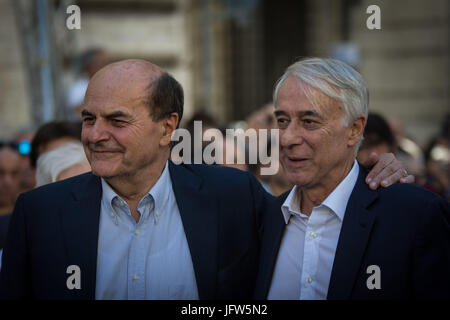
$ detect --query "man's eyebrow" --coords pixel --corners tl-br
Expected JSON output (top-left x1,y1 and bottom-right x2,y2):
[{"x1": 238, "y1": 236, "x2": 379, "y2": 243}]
[
  {"x1": 103, "y1": 111, "x2": 132, "y2": 119},
  {"x1": 274, "y1": 110, "x2": 288, "y2": 117},
  {"x1": 80, "y1": 110, "x2": 132, "y2": 119},
  {"x1": 81, "y1": 109, "x2": 93, "y2": 117},
  {"x1": 296, "y1": 110, "x2": 323, "y2": 119},
  {"x1": 274, "y1": 109, "x2": 323, "y2": 119}
]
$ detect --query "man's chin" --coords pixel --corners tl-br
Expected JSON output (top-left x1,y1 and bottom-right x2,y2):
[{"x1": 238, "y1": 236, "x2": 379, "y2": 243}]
[
  {"x1": 287, "y1": 173, "x2": 314, "y2": 188},
  {"x1": 90, "y1": 166, "x2": 119, "y2": 179}
]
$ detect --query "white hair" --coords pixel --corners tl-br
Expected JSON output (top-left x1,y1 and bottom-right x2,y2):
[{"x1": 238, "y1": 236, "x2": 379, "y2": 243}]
[
  {"x1": 274, "y1": 57, "x2": 369, "y2": 125},
  {"x1": 273, "y1": 57, "x2": 369, "y2": 152},
  {"x1": 35, "y1": 141, "x2": 89, "y2": 187}
]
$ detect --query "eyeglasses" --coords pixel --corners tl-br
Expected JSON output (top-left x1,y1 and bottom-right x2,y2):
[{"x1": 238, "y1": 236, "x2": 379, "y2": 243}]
[{"x1": 0, "y1": 140, "x2": 31, "y2": 155}]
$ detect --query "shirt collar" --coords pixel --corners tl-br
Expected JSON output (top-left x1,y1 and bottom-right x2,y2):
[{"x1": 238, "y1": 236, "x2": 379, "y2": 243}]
[
  {"x1": 281, "y1": 160, "x2": 359, "y2": 224},
  {"x1": 148, "y1": 161, "x2": 171, "y2": 215},
  {"x1": 101, "y1": 161, "x2": 171, "y2": 216},
  {"x1": 321, "y1": 160, "x2": 359, "y2": 221},
  {"x1": 281, "y1": 185, "x2": 301, "y2": 224}
]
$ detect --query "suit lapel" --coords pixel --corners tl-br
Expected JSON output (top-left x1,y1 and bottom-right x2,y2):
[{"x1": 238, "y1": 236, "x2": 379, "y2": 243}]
[
  {"x1": 169, "y1": 162, "x2": 219, "y2": 299},
  {"x1": 327, "y1": 166, "x2": 378, "y2": 300},
  {"x1": 60, "y1": 173, "x2": 102, "y2": 300},
  {"x1": 254, "y1": 191, "x2": 289, "y2": 299}
]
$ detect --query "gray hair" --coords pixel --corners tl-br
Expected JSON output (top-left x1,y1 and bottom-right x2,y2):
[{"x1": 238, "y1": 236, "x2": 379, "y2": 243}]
[
  {"x1": 273, "y1": 57, "x2": 369, "y2": 153},
  {"x1": 273, "y1": 57, "x2": 369, "y2": 126},
  {"x1": 35, "y1": 141, "x2": 89, "y2": 187}
]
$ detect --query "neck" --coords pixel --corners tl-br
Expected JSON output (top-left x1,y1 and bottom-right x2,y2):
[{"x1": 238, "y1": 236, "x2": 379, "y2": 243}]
[
  {"x1": 299, "y1": 157, "x2": 355, "y2": 215},
  {"x1": 105, "y1": 159, "x2": 167, "y2": 204},
  {"x1": 104, "y1": 159, "x2": 167, "y2": 223}
]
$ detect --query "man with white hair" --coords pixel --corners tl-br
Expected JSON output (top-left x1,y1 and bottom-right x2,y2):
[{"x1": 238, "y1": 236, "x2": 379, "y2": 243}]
[{"x1": 255, "y1": 58, "x2": 450, "y2": 300}]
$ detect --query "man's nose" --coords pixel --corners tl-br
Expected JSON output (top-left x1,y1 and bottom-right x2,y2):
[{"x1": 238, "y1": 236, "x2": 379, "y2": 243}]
[
  {"x1": 280, "y1": 123, "x2": 303, "y2": 149},
  {"x1": 87, "y1": 120, "x2": 110, "y2": 143}
]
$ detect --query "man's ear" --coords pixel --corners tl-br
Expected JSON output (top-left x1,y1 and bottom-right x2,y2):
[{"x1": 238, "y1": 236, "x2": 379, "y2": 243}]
[
  {"x1": 348, "y1": 115, "x2": 366, "y2": 147},
  {"x1": 160, "y1": 112, "x2": 179, "y2": 147}
]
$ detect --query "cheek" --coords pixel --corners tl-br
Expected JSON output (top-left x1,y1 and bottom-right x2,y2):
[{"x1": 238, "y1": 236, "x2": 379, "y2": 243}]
[{"x1": 81, "y1": 130, "x2": 89, "y2": 144}]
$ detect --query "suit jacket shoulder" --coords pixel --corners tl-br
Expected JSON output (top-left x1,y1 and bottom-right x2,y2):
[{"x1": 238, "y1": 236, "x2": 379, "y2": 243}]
[{"x1": 328, "y1": 166, "x2": 450, "y2": 300}]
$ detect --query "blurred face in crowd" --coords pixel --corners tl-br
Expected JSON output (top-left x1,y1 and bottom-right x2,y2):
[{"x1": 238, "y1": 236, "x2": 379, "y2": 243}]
[
  {"x1": 274, "y1": 76, "x2": 365, "y2": 191},
  {"x1": 81, "y1": 60, "x2": 171, "y2": 181},
  {"x1": 39, "y1": 137, "x2": 79, "y2": 156},
  {"x1": 0, "y1": 147, "x2": 21, "y2": 208},
  {"x1": 357, "y1": 142, "x2": 391, "y2": 165},
  {"x1": 56, "y1": 161, "x2": 91, "y2": 182}
]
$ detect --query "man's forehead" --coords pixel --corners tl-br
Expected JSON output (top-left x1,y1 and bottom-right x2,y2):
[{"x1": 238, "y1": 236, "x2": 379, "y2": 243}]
[
  {"x1": 276, "y1": 77, "x2": 340, "y2": 115},
  {"x1": 86, "y1": 59, "x2": 162, "y2": 96}
]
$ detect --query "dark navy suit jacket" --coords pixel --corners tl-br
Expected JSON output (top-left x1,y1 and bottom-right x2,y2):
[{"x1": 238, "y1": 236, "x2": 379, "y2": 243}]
[
  {"x1": 255, "y1": 165, "x2": 450, "y2": 300},
  {"x1": 0, "y1": 162, "x2": 270, "y2": 300}
]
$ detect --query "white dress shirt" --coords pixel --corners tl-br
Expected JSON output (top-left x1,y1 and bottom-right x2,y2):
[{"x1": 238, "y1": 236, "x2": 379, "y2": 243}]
[
  {"x1": 268, "y1": 160, "x2": 359, "y2": 300},
  {"x1": 95, "y1": 161, "x2": 199, "y2": 300}
]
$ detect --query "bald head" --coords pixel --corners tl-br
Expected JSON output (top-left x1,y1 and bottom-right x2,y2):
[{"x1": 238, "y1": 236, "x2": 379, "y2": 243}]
[
  {"x1": 86, "y1": 59, "x2": 162, "y2": 107},
  {"x1": 83, "y1": 59, "x2": 183, "y2": 123},
  {"x1": 92, "y1": 59, "x2": 164, "y2": 84}
]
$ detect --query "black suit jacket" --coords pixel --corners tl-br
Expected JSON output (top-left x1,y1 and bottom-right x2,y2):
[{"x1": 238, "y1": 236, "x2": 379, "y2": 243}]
[
  {"x1": 255, "y1": 165, "x2": 450, "y2": 299},
  {"x1": 0, "y1": 213, "x2": 11, "y2": 250},
  {"x1": 0, "y1": 161, "x2": 270, "y2": 300}
]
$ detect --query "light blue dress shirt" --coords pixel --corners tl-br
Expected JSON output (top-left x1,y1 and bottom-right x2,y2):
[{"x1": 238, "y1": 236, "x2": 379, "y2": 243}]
[{"x1": 95, "y1": 161, "x2": 199, "y2": 300}]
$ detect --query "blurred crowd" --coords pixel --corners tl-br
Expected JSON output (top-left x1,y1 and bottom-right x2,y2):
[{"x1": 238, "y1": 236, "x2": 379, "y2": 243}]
[{"x1": 0, "y1": 49, "x2": 449, "y2": 259}]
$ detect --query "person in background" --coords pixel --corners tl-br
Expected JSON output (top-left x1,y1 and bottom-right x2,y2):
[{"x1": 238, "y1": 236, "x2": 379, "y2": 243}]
[
  {"x1": 30, "y1": 121, "x2": 82, "y2": 170},
  {"x1": 0, "y1": 143, "x2": 22, "y2": 251},
  {"x1": 388, "y1": 116, "x2": 426, "y2": 185},
  {"x1": 180, "y1": 110, "x2": 221, "y2": 165},
  {"x1": 35, "y1": 141, "x2": 91, "y2": 187},
  {"x1": 423, "y1": 113, "x2": 450, "y2": 200},
  {"x1": 357, "y1": 112, "x2": 396, "y2": 164},
  {"x1": 12, "y1": 130, "x2": 36, "y2": 193},
  {"x1": 66, "y1": 49, "x2": 111, "y2": 121},
  {"x1": 246, "y1": 103, "x2": 294, "y2": 196}
]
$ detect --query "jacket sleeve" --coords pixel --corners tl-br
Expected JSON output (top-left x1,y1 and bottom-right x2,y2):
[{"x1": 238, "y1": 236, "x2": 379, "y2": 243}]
[
  {"x1": 412, "y1": 196, "x2": 450, "y2": 299},
  {"x1": 0, "y1": 194, "x2": 32, "y2": 299}
]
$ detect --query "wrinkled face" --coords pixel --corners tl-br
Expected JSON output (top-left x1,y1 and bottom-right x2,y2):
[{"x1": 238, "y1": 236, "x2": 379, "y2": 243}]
[
  {"x1": 274, "y1": 76, "x2": 358, "y2": 189},
  {"x1": 81, "y1": 65, "x2": 165, "y2": 180},
  {"x1": 0, "y1": 148, "x2": 21, "y2": 206}
]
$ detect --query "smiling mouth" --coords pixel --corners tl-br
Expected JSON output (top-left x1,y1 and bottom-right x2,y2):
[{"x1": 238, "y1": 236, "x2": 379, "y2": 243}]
[
  {"x1": 90, "y1": 150, "x2": 122, "y2": 158},
  {"x1": 284, "y1": 156, "x2": 309, "y2": 166}
]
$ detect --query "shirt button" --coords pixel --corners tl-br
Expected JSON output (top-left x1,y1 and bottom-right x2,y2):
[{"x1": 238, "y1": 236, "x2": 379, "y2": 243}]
[
  {"x1": 310, "y1": 232, "x2": 317, "y2": 239},
  {"x1": 121, "y1": 201, "x2": 125, "y2": 207},
  {"x1": 306, "y1": 277, "x2": 312, "y2": 284},
  {"x1": 133, "y1": 274, "x2": 139, "y2": 281},
  {"x1": 135, "y1": 229, "x2": 140, "y2": 236},
  {"x1": 110, "y1": 212, "x2": 115, "y2": 218},
  {"x1": 156, "y1": 210, "x2": 160, "y2": 217}
]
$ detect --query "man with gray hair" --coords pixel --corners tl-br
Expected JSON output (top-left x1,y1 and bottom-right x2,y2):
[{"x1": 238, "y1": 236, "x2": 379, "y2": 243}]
[{"x1": 255, "y1": 57, "x2": 450, "y2": 300}]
